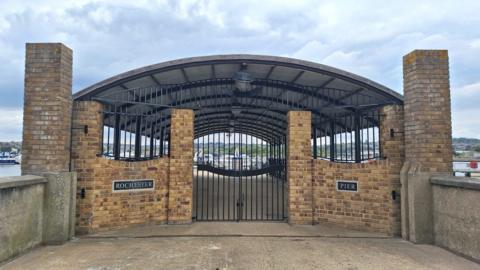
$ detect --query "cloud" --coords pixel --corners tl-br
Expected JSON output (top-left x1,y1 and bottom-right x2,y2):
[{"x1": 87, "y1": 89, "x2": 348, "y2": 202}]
[{"x1": 0, "y1": 0, "x2": 480, "y2": 140}]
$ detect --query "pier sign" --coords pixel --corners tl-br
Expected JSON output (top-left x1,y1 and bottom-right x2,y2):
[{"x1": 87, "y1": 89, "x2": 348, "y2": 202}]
[
  {"x1": 336, "y1": 180, "x2": 358, "y2": 192},
  {"x1": 112, "y1": 179, "x2": 154, "y2": 192}
]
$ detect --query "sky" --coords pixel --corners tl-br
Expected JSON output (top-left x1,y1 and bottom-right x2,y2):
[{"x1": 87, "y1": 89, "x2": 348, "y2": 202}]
[{"x1": 0, "y1": 0, "x2": 479, "y2": 141}]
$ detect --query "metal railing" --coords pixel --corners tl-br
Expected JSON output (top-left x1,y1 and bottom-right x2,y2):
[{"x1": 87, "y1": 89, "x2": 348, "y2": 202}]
[{"x1": 312, "y1": 109, "x2": 381, "y2": 163}]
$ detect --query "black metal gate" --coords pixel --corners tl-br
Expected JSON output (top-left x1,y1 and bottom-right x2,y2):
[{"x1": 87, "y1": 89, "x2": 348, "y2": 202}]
[{"x1": 193, "y1": 132, "x2": 287, "y2": 221}]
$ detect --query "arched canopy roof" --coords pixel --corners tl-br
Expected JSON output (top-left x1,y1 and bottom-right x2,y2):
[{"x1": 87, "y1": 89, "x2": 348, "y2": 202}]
[{"x1": 74, "y1": 54, "x2": 403, "y2": 142}]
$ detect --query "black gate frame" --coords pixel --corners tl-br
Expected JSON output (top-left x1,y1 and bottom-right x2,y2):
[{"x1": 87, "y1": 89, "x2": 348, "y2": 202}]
[{"x1": 193, "y1": 132, "x2": 287, "y2": 221}]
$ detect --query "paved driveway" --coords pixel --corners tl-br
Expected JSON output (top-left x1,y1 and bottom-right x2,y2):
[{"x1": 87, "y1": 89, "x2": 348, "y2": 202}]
[{"x1": 1, "y1": 223, "x2": 478, "y2": 270}]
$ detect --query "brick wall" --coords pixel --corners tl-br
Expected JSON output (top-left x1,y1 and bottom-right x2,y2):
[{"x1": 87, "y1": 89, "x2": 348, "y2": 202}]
[
  {"x1": 312, "y1": 106, "x2": 403, "y2": 235},
  {"x1": 72, "y1": 101, "x2": 169, "y2": 234},
  {"x1": 403, "y1": 50, "x2": 452, "y2": 173},
  {"x1": 312, "y1": 160, "x2": 400, "y2": 235},
  {"x1": 287, "y1": 106, "x2": 404, "y2": 235},
  {"x1": 22, "y1": 43, "x2": 72, "y2": 175},
  {"x1": 287, "y1": 111, "x2": 313, "y2": 225}
]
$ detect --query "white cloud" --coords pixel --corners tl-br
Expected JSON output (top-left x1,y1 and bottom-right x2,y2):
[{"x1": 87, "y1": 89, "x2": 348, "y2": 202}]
[{"x1": 0, "y1": 0, "x2": 479, "y2": 139}]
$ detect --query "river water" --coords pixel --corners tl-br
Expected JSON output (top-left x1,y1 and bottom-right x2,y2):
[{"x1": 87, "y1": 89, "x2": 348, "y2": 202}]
[{"x1": 0, "y1": 162, "x2": 477, "y2": 178}]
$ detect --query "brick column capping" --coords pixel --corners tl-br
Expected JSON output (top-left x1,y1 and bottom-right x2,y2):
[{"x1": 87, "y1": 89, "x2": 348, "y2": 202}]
[
  {"x1": 167, "y1": 109, "x2": 194, "y2": 224},
  {"x1": 401, "y1": 50, "x2": 453, "y2": 243},
  {"x1": 21, "y1": 43, "x2": 73, "y2": 175},
  {"x1": 287, "y1": 111, "x2": 313, "y2": 225}
]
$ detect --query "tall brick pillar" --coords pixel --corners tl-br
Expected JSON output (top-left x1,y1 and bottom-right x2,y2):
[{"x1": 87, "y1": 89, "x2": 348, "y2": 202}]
[
  {"x1": 22, "y1": 43, "x2": 73, "y2": 175},
  {"x1": 168, "y1": 109, "x2": 194, "y2": 224},
  {"x1": 401, "y1": 50, "x2": 453, "y2": 243},
  {"x1": 21, "y1": 43, "x2": 76, "y2": 244},
  {"x1": 287, "y1": 111, "x2": 313, "y2": 225}
]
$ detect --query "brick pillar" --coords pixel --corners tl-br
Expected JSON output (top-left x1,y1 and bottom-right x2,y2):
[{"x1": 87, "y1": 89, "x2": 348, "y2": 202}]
[
  {"x1": 402, "y1": 50, "x2": 453, "y2": 243},
  {"x1": 71, "y1": 101, "x2": 103, "y2": 234},
  {"x1": 168, "y1": 109, "x2": 194, "y2": 224},
  {"x1": 21, "y1": 43, "x2": 73, "y2": 175},
  {"x1": 404, "y1": 50, "x2": 453, "y2": 173},
  {"x1": 379, "y1": 104, "x2": 405, "y2": 236},
  {"x1": 287, "y1": 111, "x2": 313, "y2": 225}
]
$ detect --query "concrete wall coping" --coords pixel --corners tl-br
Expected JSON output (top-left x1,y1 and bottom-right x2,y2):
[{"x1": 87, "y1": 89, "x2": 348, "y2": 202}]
[
  {"x1": 0, "y1": 175, "x2": 47, "y2": 190},
  {"x1": 430, "y1": 176, "x2": 480, "y2": 191}
]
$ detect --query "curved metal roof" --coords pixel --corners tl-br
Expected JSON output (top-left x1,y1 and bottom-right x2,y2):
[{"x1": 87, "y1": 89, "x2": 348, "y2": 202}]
[{"x1": 74, "y1": 54, "x2": 403, "y2": 142}]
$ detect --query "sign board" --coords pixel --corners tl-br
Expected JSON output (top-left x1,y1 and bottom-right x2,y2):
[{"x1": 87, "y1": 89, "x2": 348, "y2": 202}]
[
  {"x1": 112, "y1": 179, "x2": 154, "y2": 192},
  {"x1": 336, "y1": 180, "x2": 358, "y2": 192}
]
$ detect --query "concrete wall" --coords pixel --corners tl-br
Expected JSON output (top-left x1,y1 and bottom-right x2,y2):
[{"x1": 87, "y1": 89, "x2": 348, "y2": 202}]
[
  {"x1": 0, "y1": 176, "x2": 46, "y2": 263},
  {"x1": 0, "y1": 174, "x2": 76, "y2": 263},
  {"x1": 431, "y1": 176, "x2": 480, "y2": 261}
]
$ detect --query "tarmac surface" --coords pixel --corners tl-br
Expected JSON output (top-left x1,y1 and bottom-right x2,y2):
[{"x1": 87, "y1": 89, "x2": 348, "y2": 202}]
[{"x1": 1, "y1": 222, "x2": 479, "y2": 270}]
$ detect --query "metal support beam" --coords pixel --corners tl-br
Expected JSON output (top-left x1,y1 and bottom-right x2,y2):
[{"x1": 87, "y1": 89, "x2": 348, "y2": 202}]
[
  {"x1": 265, "y1": 65, "x2": 276, "y2": 79},
  {"x1": 180, "y1": 68, "x2": 190, "y2": 82},
  {"x1": 354, "y1": 111, "x2": 361, "y2": 163},
  {"x1": 150, "y1": 75, "x2": 161, "y2": 86},
  {"x1": 159, "y1": 127, "x2": 164, "y2": 156},
  {"x1": 210, "y1": 65, "x2": 216, "y2": 79},
  {"x1": 149, "y1": 120, "x2": 155, "y2": 158},
  {"x1": 134, "y1": 115, "x2": 142, "y2": 159},
  {"x1": 113, "y1": 113, "x2": 121, "y2": 160},
  {"x1": 290, "y1": 70, "x2": 304, "y2": 84},
  {"x1": 329, "y1": 120, "x2": 335, "y2": 162},
  {"x1": 313, "y1": 126, "x2": 318, "y2": 159}
]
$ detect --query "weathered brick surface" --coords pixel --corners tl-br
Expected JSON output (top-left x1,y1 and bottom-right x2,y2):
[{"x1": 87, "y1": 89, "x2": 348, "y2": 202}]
[
  {"x1": 288, "y1": 106, "x2": 404, "y2": 235},
  {"x1": 168, "y1": 109, "x2": 194, "y2": 224},
  {"x1": 312, "y1": 106, "x2": 404, "y2": 235},
  {"x1": 72, "y1": 101, "x2": 169, "y2": 234},
  {"x1": 403, "y1": 50, "x2": 452, "y2": 173},
  {"x1": 287, "y1": 111, "x2": 313, "y2": 225},
  {"x1": 313, "y1": 159, "x2": 401, "y2": 235},
  {"x1": 22, "y1": 43, "x2": 72, "y2": 175}
]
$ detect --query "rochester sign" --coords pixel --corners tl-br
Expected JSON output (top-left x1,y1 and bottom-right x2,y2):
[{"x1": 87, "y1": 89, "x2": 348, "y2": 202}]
[
  {"x1": 112, "y1": 179, "x2": 154, "y2": 192},
  {"x1": 336, "y1": 180, "x2": 358, "y2": 192}
]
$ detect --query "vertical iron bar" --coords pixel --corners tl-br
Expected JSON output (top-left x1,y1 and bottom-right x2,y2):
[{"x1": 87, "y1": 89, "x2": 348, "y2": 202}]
[
  {"x1": 223, "y1": 132, "x2": 226, "y2": 220},
  {"x1": 329, "y1": 120, "x2": 335, "y2": 162},
  {"x1": 150, "y1": 117, "x2": 155, "y2": 158},
  {"x1": 276, "y1": 140, "x2": 280, "y2": 220},
  {"x1": 367, "y1": 111, "x2": 370, "y2": 159},
  {"x1": 233, "y1": 132, "x2": 236, "y2": 221},
  {"x1": 270, "y1": 142, "x2": 273, "y2": 220},
  {"x1": 159, "y1": 127, "x2": 164, "y2": 157},
  {"x1": 250, "y1": 136, "x2": 254, "y2": 220},
  {"x1": 228, "y1": 132, "x2": 231, "y2": 220},
  {"x1": 313, "y1": 126, "x2": 318, "y2": 159},
  {"x1": 134, "y1": 115, "x2": 142, "y2": 160},
  {"x1": 201, "y1": 135, "x2": 205, "y2": 220},
  {"x1": 113, "y1": 111, "x2": 121, "y2": 160},
  {"x1": 206, "y1": 133, "x2": 210, "y2": 220},
  {"x1": 217, "y1": 132, "x2": 220, "y2": 220},
  {"x1": 195, "y1": 137, "x2": 199, "y2": 220},
  {"x1": 354, "y1": 110, "x2": 361, "y2": 163}
]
